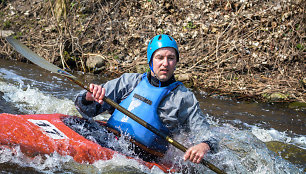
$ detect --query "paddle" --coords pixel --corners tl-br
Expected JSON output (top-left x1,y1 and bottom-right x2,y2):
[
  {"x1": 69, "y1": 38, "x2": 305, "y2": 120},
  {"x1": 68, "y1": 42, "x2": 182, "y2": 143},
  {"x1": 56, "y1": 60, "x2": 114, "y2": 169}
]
[{"x1": 5, "y1": 36, "x2": 226, "y2": 174}]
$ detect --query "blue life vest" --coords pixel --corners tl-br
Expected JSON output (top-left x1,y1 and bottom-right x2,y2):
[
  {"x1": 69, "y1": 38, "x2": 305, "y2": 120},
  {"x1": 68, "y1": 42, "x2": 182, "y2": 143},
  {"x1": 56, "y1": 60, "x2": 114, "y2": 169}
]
[{"x1": 107, "y1": 73, "x2": 182, "y2": 153}]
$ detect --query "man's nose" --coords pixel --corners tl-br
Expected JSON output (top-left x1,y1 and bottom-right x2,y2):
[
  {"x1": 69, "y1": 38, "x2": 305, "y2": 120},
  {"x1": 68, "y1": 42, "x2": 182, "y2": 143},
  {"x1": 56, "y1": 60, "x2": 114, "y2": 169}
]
[{"x1": 162, "y1": 57, "x2": 169, "y2": 66}]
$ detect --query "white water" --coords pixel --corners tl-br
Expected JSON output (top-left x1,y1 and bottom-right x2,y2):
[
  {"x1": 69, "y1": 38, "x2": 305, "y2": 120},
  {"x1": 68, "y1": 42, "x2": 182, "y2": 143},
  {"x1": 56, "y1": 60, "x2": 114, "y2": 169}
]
[
  {"x1": 0, "y1": 62, "x2": 305, "y2": 173},
  {"x1": 0, "y1": 81, "x2": 79, "y2": 115},
  {"x1": 0, "y1": 145, "x2": 165, "y2": 174},
  {"x1": 251, "y1": 127, "x2": 306, "y2": 149}
]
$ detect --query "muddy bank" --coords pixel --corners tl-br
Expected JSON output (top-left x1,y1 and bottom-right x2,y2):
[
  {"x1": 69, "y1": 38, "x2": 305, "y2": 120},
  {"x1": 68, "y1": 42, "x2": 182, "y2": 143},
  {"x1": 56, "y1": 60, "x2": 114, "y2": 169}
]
[{"x1": 0, "y1": 0, "x2": 305, "y2": 104}]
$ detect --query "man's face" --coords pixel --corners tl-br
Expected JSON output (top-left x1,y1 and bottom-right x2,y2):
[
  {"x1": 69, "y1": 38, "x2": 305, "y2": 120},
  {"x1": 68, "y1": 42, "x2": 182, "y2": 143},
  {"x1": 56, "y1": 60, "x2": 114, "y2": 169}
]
[{"x1": 151, "y1": 47, "x2": 177, "y2": 82}]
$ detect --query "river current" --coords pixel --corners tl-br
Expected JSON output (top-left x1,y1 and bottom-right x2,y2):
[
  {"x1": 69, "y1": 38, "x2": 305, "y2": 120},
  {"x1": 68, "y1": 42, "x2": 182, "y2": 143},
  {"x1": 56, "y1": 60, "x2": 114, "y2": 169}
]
[{"x1": 0, "y1": 59, "x2": 305, "y2": 173}]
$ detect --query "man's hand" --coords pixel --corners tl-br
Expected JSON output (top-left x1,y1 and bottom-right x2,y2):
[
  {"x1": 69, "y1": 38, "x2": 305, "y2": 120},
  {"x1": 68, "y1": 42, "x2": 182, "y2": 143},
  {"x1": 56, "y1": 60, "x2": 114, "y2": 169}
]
[
  {"x1": 184, "y1": 142, "x2": 210, "y2": 164},
  {"x1": 86, "y1": 84, "x2": 105, "y2": 104}
]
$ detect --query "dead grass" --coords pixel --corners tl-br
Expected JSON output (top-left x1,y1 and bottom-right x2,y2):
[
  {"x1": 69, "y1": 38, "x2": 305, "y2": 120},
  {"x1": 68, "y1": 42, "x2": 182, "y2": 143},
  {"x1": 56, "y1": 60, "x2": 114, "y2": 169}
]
[{"x1": 0, "y1": 0, "x2": 305, "y2": 102}]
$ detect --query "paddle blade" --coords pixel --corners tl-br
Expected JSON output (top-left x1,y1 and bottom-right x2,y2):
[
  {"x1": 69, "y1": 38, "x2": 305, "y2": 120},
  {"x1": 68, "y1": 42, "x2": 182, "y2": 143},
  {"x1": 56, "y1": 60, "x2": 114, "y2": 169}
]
[{"x1": 5, "y1": 36, "x2": 76, "y2": 79}]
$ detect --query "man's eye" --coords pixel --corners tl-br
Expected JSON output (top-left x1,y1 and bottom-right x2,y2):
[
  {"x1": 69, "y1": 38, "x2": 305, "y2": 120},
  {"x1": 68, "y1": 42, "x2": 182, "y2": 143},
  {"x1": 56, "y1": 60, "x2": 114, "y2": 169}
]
[{"x1": 155, "y1": 56, "x2": 163, "y2": 60}]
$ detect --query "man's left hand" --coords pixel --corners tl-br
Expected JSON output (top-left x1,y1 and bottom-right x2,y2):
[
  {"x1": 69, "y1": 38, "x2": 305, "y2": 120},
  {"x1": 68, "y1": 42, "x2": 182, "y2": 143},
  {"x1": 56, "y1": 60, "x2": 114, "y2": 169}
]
[{"x1": 184, "y1": 142, "x2": 210, "y2": 164}]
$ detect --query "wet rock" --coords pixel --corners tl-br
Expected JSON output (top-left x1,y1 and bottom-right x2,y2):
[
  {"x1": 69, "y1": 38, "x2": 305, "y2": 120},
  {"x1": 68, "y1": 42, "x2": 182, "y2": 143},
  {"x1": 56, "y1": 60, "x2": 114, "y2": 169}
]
[
  {"x1": 269, "y1": 93, "x2": 289, "y2": 101},
  {"x1": 86, "y1": 55, "x2": 105, "y2": 69},
  {"x1": 288, "y1": 101, "x2": 306, "y2": 110},
  {"x1": 265, "y1": 141, "x2": 306, "y2": 167},
  {"x1": 175, "y1": 73, "x2": 191, "y2": 82},
  {"x1": 262, "y1": 92, "x2": 289, "y2": 101},
  {"x1": 0, "y1": 30, "x2": 14, "y2": 38}
]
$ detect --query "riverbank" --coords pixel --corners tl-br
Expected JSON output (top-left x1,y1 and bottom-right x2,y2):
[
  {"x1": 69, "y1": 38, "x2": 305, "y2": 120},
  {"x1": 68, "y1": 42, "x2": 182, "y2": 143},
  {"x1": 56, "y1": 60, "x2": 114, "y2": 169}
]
[{"x1": 0, "y1": 0, "x2": 305, "y2": 104}]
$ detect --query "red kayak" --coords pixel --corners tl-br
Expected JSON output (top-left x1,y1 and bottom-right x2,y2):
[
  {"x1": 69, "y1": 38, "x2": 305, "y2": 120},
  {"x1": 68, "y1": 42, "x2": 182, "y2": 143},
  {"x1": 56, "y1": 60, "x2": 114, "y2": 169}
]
[{"x1": 0, "y1": 113, "x2": 175, "y2": 173}]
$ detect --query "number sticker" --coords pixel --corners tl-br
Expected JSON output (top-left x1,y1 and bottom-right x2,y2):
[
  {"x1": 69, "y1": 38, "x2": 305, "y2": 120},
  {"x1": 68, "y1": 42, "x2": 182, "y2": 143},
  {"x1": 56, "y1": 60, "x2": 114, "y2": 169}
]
[{"x1": 28, "y1": 119, "x2": 68, "y2": 139}]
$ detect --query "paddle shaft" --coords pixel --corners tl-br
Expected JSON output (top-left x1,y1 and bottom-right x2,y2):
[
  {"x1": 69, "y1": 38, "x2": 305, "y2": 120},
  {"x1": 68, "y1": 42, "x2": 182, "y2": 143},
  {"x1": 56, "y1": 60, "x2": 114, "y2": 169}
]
[{"x1": 6, "y1": 36, "x2": 225, "y2": 174}]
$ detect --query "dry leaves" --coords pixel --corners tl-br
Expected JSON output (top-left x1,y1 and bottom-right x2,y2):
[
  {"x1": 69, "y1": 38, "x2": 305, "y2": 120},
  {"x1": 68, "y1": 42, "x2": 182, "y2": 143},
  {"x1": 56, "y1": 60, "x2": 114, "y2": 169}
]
[{"x1": 0, "y1": 0, "x2": 304, "y2": 102}]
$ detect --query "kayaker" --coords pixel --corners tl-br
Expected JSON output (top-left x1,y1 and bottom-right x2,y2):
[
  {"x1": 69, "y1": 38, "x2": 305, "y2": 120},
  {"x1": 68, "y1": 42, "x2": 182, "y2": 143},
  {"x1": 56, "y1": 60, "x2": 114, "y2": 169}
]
[{"x1": 75, "y1": 34, "x2": 218, "y2": 164}]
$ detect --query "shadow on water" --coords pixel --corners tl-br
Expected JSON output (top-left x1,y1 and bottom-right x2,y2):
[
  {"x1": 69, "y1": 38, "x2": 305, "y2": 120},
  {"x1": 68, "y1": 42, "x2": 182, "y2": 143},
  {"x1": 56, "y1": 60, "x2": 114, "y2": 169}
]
[
  {"x1": 0, "y1": 91, "x2": 23, "y2": 115},
  {"x1": 0, "y1": 163, "x2": 42, "y2": 174},
  {"x1": 195, "y1": 92, "x2": 305, "y2": 135}
]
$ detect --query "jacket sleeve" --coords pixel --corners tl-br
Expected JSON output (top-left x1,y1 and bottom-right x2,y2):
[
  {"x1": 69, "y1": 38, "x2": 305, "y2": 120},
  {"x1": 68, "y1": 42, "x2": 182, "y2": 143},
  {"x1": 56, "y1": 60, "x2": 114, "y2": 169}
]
[
  {"x1": 159, "y1": 85, "x2": 218, "y2": 153},
  {"x1": 180, "y1": 89, "x2": 218, "y2": 153},
  {"x1": 74, "y1": 73, "x2": 142, "y2": 117}
]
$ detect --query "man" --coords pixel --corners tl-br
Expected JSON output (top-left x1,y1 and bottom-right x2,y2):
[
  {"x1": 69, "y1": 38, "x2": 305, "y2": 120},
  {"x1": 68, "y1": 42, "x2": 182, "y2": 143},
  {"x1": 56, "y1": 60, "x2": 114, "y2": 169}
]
[{"x1": 75, "y1": 34, "x2": 217, "y2": 164}]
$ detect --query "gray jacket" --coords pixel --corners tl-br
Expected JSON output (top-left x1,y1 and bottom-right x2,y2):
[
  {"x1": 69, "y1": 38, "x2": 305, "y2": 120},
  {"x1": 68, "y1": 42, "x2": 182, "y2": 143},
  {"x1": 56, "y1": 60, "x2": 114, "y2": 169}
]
[{"x1": 75, "y1": 73, "x2": 218, "y2": 152}]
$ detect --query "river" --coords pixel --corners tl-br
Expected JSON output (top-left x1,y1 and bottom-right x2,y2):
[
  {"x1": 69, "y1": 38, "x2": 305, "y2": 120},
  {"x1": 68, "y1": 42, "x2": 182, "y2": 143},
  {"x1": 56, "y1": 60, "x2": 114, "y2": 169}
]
[{"x1": 0, "y1": 59, "x2": 305, "y2": 173}]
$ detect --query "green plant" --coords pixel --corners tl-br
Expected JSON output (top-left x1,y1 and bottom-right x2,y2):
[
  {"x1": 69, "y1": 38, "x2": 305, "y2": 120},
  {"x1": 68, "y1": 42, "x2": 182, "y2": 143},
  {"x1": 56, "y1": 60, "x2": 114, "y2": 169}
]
[
  {"x1": 3, "y1": 20, "x2": 11, "y2": 28},
  {"x1": 145, "y1": 66, "x2": 150, "y2": 72},
  {"x1": 16, "y1": 32, "x2": 22, "y2": 37},
  {"x1": 114, "y1": 55, "x2": 119, "y2": 60},
  {"x1": 296, "y1": 44, "x2": 305, "y2": 51},
  {"x1": 71, "y1": 2, "x2": 77, "y2": 8},
  {"x1": 187, "y1": 21, "x2": 196, "y2": 29}
]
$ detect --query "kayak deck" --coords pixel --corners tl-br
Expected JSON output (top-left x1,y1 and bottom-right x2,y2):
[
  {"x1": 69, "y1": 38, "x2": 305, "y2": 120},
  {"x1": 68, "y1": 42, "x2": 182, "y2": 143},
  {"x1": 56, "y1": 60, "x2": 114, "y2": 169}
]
[{"x1": 0, "y1": 113, "x2": 175, "y2": 173}]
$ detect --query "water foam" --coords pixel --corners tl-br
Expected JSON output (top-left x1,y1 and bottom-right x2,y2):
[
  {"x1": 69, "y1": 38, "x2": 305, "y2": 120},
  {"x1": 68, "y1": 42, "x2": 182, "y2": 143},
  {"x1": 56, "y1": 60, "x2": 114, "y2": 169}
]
[
  {"x1": 0, "y1": 81, "x2": 79, "y2": 116},
  {"x1": 0, "y1": 145, "x2": 73, "y2": 173},
  {"x1": 212, "y1": 124, "x2": 303, "y2": 173},
  {"x1": 0, "y1": 144, "x2": 166, "y2": 174},
  {"x1": 252, "y1": 127, "x2": 306, "y2": 149},
  {"x1": 93, "y1": 153, "x2": 164, "y2": 174}
]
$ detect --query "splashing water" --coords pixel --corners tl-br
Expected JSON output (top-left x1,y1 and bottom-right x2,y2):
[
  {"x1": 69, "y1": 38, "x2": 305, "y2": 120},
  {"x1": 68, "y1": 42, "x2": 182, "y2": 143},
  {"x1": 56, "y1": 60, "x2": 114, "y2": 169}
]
[
  {"x1": 158, "y1": 124, "x2": 304, "y2": 174},
  {"x1": 0, "y1": 81, "x2": 304, "y2": 173},
  {"x1": 0, "y1": 145, "x2": 73, "y2": 173},
  {"x1": 0, "y1": 81, "x2": 79, "y2": 116},
  {"x1": 0, "y1": 60, "x2": 304, "y2": 173},
  {"x1": 251, "y1": 127, "x2": 306, "y2": 149}
]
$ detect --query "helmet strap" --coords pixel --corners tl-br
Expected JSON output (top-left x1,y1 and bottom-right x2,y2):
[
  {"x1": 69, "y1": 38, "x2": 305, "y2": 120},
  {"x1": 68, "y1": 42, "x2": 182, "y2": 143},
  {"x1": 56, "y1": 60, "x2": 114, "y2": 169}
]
[{"x1": 149, "y1": 62, "x2": 162, "y2": 87}]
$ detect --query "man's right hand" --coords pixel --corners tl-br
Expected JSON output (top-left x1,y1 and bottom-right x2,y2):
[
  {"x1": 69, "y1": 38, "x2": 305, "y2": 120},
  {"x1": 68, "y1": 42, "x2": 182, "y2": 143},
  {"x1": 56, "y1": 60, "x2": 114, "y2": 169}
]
[{"x1": 86, "y1": 84, "x2": 105, "y2": 104}]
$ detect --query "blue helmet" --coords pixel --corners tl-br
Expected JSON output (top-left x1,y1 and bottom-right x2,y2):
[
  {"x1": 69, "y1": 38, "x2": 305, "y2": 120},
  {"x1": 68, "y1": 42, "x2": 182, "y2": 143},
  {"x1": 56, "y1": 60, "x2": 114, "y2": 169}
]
[{"x1": 147, "y1": 34, "x2": 179, "y2": 64}]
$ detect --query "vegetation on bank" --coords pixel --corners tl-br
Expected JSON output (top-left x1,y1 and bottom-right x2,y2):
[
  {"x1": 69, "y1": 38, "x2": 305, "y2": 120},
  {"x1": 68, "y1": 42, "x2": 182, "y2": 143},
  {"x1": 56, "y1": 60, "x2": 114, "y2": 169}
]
[{"x1": 0, "y1": 0, "x2": 305, "y2": 104}]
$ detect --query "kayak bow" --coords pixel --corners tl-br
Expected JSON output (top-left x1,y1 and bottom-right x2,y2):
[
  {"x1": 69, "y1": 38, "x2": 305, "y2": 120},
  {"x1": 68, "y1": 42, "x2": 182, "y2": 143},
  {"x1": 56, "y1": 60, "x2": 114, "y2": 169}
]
[{"x1": 0, "y1": 113, "x2": 174, "y2": 172}]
